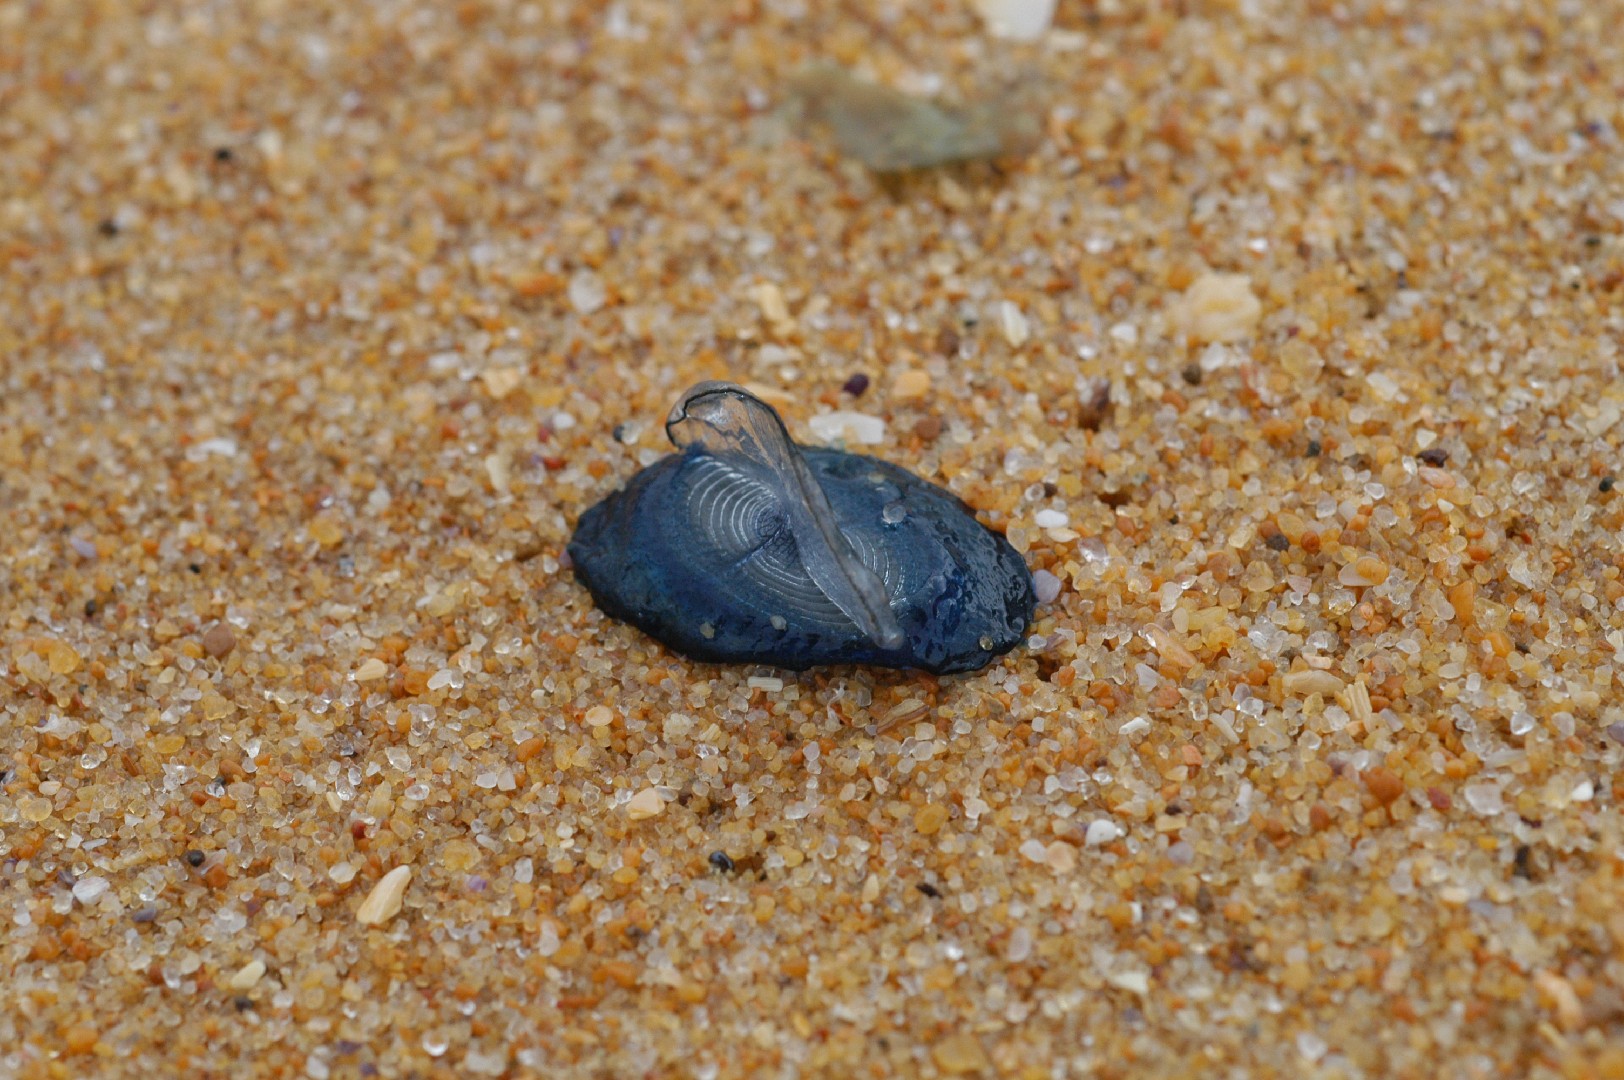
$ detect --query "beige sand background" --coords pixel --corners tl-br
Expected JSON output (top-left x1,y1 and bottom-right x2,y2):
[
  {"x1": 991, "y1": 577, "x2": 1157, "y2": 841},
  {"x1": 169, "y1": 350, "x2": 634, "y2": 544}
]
[{"x1": 4, "y1": 0, "x2": 1624, "y2": 1076}]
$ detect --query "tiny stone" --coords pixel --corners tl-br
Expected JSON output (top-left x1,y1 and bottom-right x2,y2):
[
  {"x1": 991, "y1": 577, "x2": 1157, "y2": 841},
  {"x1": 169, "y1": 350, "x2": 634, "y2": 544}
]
[
  {"x1": 1170, "y1": 273, "x2": 1262, "y2": 343},
  {"x1": 356, "y1": 865, "x2": 412, "y2": 926},
  {"x1": 841, "y1": 372, "x2": 870, "y2": 397},
  {"x1": 891, "y1": 369, "x2": 931, "y2": 401},
  {"x1": 483, "y1": 452, "x2": 511, "y2": 494},
  {"x1": 229, "y1": 959, "x2": 267, "y2": 990},
  {"x1": 974, "y1": 0, "x2": 1055, "y2": 40},
  {"x1": 1361, "y1": 766, "x2": 1406, "y2": 806},
  {"x1": 997, "y1": 300, "x2": 1030, "y2": 347},
  {"x1": 1345, "y1": 679, "x2": 1375, "y2": 725},
  {"x1": 72, "y1": 876, "x2": 109, "y2": 904},
  {"x1": 567, "y1": 270, "x2": 606, "y2": 315},
  {"x1": 47, "y1": 641, "x2": 81, "y2": 675},
  {"x1": 1338, "y1": 556, "x2": 1390, "y2": 587},
  {"x1": 1106, "y1": 970, "x2": 1150, "y2": 995},
  {"x1": 584, "y1": 705, "x2": 615, "y2": 727},
  {"x1": 201, "y1": 623, "x2": 237, "y2": 659},
  {"x1": 626, "y1": 787, "x2": 665, "y2": 821},
  {"x1": 307, "y1": 514, "x2": 345, "y2": 548},
  {"x1": 752, "y1": 282, "x2": 792, "y2": 328},
  {"x1": 1462, "y1": 783, "x2": 1504, "y2": 816},
  {"x1": 1418, "y1": 466, "x2": 1456, "y2": 489},
  {"x1": 1084, "y1": 819, "x2": 1122, "y2": 846},
  {"x1": 1034, "y1": 509, "x2": 1068, "y2": 529},
  {"x1": 1417, "y1": 446, "x2": 1449, "y2": 467},
  {"x1": 914, "y1": 803, "x2": 949, "y2": 835},
  {"x1": 708, "y1": 851, "x2": 735, "y2": 873},
  {"x1": 1032, "y1": 569, "x2": 1062, "y2": 604},
  {"x1": 1601, "y1": 476, "x2": 1616, "y2": 493},
  {"x1": 479, "y1": 366, "x2": 525, "y2": 400},
  {"x1": 63, "y1": 1026, "x2": 98, "y2": 1055},
  {"x1": 807, "y1": 411, "x2": 886, "y2": 445},
  {"x1": 1297, "y1": 1032, "x2": 1329, "y2": 1063},
  {"x1": 462, "y1": 1047, "x2": 510, "y2": 1077},
  {"x1": 1535, "y1": 971, "x2": 1585, "y2": 1032},
  {"x1": 353, "y1": 658, "x2": 388, "y2": 682},
  {"x1": 931, "y1": 1034, "x2": 991, "y2": 1075},
  {"x1": 1282, "y1": 670, "x2": 1345, "y2": 698},
  {"x1": 746, "y1": 676, "x2": 784, "y2": 692},
  {"x1": 913, "y1": 414, "x2": 943, "y2": 440}
]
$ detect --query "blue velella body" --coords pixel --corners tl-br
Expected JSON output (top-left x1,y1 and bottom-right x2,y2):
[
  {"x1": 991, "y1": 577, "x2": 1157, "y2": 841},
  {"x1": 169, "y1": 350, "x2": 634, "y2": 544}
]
[{"x1": 568, "y1": 384, "x2": 1034, "y2": 675}]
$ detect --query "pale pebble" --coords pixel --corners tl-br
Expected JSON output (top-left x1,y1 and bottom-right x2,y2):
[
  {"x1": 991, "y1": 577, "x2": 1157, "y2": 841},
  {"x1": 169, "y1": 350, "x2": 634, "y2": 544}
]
[
  {"x1": 229, "y1": 959, "x2": 267, "y2": 990},
  {"x1": 808, "y1": 411, "x2": 886, "y2": 445},
  {"x1": 626, "y1": 787, "x2": 665, "y2": 821},
  {"x1": 1171, "y1": 273, "x2": 1262, "y2": 343},
  {"x1": 356, "y1": 865, "x2": 412, "y2": 925}
]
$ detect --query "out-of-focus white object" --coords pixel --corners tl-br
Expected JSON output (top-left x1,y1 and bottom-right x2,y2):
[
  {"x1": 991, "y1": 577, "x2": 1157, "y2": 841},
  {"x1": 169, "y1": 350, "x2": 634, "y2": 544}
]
[{"x1": 975, "y1": 0, "x2": 1056, "y2": 40}]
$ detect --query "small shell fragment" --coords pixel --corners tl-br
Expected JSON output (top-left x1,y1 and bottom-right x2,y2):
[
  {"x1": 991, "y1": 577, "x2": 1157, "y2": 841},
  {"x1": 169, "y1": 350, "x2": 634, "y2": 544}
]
[
  {"x1": 998, "y1": 300, "x2": 1030, "y2": 347},
  {"x1": 1107, "y1": 970, "x2": 1151, "y2": 995},
  {"x1": 752, "y1": 282, "x2": 794, "y2": 333},
  {"x1": 1170, "y1": 273, "x2": 1262, "y2": 344},
  {"x1": 974, "y1": 0, "x2": 1056, "y2": 40},
  {"x1": 1282, "y1": 669, "x2": 1345, "y2": 697},
  {"x1": 807, "y1": 411, "x2": 887, "y2": 445},
  {"x1": 229, "y1": 959, "x2": 266, "y2": 990},
  {"x1": 1337, "y1": 556, "x2": 1390, "y2": 587},
  {"x1": 353, "y1": 657, "x2": 388, "y2": 682},
  {"x1": 1084, "y1": 819, "x2": 1123, "y2": 846},
  {"x1": 626, "y1": 787, "x2": 665, "y2": 821},
  {"x1": 356, "y1": 865, "x2": 412, "y2": 926}
]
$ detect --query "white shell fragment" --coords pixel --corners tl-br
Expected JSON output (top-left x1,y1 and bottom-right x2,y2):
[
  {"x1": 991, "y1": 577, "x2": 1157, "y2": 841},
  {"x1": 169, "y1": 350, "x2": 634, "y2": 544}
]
[
  {"x1": 974, "y1": 0, "x2": 1057, "y2": 40},
  {"x1": 626, "y1": 787, "x2": 665, "y2": 820},
  {"x1": 808, "y1": 411, "x2": 887, "y2": 445},
  {"x1": 356, "y1": 865, "x2": 412, "y2": 926},
  {"x1": 1170, "y1": 273, "x2": 1263, "y2": 343}
]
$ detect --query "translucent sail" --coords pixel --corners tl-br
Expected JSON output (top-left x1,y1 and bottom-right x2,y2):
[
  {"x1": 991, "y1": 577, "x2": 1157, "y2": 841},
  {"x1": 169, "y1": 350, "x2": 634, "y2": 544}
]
[{"x1": 667, "y1": 382, "x2": 905, "y2": 650}]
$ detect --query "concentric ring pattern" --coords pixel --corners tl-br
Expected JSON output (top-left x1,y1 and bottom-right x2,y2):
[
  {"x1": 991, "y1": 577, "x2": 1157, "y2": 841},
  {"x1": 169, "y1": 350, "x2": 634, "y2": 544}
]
[{"x1": 683, "y1": 456, "x2": 900, "y2": 629}]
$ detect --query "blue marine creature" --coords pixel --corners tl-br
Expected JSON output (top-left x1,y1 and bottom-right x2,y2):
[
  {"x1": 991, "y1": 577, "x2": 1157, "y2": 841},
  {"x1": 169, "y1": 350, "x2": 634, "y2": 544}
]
[{"x1": 569, "y1": 382, "x2": 1033, "y2": 674}]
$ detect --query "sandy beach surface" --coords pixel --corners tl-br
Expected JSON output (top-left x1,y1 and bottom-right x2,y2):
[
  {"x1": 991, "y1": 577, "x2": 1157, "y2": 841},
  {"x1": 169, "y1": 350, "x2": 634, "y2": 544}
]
[{"x1": 4, "y1": 0, "x2": 1624, "y2": 1076}]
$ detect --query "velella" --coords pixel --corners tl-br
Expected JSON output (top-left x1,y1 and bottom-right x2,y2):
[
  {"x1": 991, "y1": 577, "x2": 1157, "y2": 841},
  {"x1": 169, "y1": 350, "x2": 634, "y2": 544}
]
[{"x1": 568, "y1": 382, "x2": 1035, "y2": 674}]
